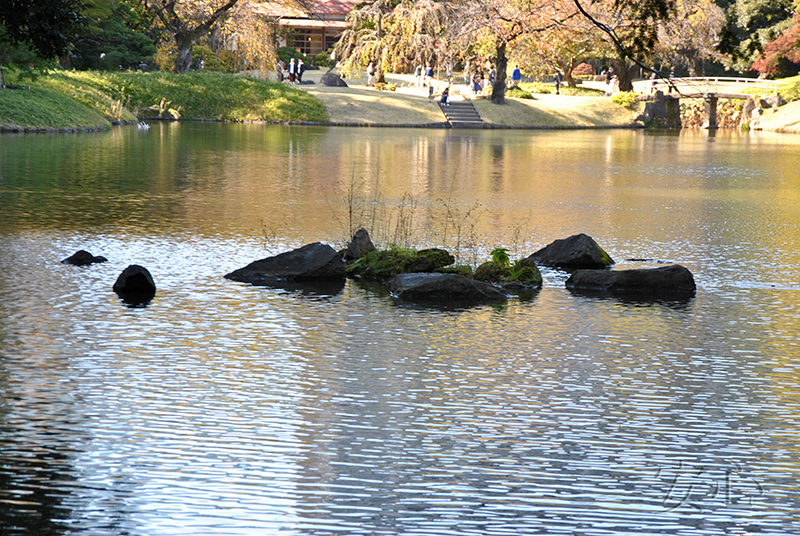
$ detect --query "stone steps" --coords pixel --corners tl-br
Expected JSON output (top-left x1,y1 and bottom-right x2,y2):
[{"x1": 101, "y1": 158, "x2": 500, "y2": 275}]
[{"x1": 439, "y1": 100, "x2": 484, "y2": 129}]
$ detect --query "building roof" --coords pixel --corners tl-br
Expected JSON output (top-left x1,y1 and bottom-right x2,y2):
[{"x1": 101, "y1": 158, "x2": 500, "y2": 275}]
[{"x1": 256, "y1": 0, "x2": 364, "y2": 20}]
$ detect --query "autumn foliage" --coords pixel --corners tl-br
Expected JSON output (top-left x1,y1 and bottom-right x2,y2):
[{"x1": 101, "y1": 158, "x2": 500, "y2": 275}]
[{"x1": 752, "y1": 14, "x2": 800, "y2": 76}]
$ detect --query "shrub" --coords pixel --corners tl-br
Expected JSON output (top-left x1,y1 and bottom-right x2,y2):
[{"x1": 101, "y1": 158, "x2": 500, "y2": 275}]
[
  {"x1": 192, "y1": 46, "x2": 234, "y2": 73},
  {"x1": 611, "y1": 91, "x2": 639, "y2": 109},
  {"x1": 574, "y1": 63, "x2": 595, "y2": 76},
  {"x1": 374, "y1": 82, "x2": 396, "y2": 91},
  {"x1": 314, "y1": 51, "x2": 335, "y2": 68},
  {"x1": 277, "y1": 47, "x2": 308, "y2": 65},
  {"x1": 506, "y1": 86, "x2": 534, "y2": 99},
  {"x1": 779, "y1": 79, "x2": 800, "y2": 102}
]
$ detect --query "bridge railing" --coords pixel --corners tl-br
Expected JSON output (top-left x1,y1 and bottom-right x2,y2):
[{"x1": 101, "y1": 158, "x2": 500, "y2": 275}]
[{"x1": 634, "y1": 77, "x2": 786, "y2": 97}]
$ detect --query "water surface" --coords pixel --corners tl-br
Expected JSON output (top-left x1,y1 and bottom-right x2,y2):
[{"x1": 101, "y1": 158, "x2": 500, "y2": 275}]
[{"x1": 2, "y1": 124, "x2": 800, "y2": 535}]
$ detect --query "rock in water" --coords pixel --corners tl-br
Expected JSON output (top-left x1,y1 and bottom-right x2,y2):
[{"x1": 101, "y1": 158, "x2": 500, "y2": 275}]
[
  {"x1": 113, "y1": 265, "x2": 156, "y2": 304},
  {"x1": 527, "y1": 233, "x2": 614, "y2": 269},
  {"x1": 62, "y1": 249, "x2": 108, "y2": 266},
  {"x1": 566, "y1": 264, "x2": 696, "y2": 297},
  {"x1": 225, "y1": 242, "x2": 345, "y2": 285},
  {"x1": 391, "y1": 273, "x2": 508, "y2": 307},
  {"x1": 343, "y1": 228, "x2": 376, "y2": 263}
]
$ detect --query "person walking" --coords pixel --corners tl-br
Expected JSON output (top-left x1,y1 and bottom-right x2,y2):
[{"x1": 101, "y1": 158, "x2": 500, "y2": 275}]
[
  {"x1": 555, "y1": 69, "x2": 563, "y2": 94},
  {"x1": 424, "y1": 62, "x2": 434, "y2": 88},
  {"x1": 511, "y1": 66, "x2": 521, "y2": 87},
  {"x1": 297, "y1": 59, "x2": 305, "y2": 83},
  {"x1": 367, "y1": 61, "x2": 376, "y2": 86},
  {"x1": 288, "y1": 58, "x2": 296, "y2": 84},
  {"x1": 276, "y1": 60, "x2": 284, "y2": 83}
]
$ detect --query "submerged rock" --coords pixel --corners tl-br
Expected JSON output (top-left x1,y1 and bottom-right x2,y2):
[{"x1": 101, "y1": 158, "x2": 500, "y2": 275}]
[
  {"x1": 565, "y1": 264, "x2": 696, "y2": 297},
  {"x1": 225, "y1": 242, "x2": 345, "y2": 285},
  {"x1": 527, "y1": 233, "x2": 614, "y2": 270},
  {"x1": 62, "y1": 249, "x2": 108, "y2": 266},
  {"x1": 390, "y1": 273, "x2": 508, "y2": 307}
]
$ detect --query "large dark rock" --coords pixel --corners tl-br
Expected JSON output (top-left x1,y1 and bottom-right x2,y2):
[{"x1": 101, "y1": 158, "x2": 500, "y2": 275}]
[
  {"x1": 225, "y1": 242, "x2": 345, "y2": 285},
  {"x1": 113, "y1": 265, "x2": 156, "y2": 305},
  {"x1": 62, "y1": 249, "x2": 108, "y2": 266},
  {"x1": 527, "y1": 233, "x2": 614, "y2": 270},
  {"x1": 565, "y1": 264, "x2": 696, "y2": 297},
  {"x1": 321, "y1": 69, "x2": 348, "y2": 87},
  {"x1": 390, "y1": 273, "x2": 508, "y2": 307},
  {"x1": 343, "y1": 228, "x2": 375, "y2": 263}
]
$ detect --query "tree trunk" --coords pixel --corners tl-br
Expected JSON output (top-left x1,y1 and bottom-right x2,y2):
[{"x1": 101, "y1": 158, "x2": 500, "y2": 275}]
[
  {"x1": 559, "y1": 59, "x2": 577, "y2": 88},
  {"x1": 491, "y1": 42, "x2": 507, "y2": 105},
  {"x1": 614, "y1": 59, "x2": 637, "y2": 92},
  {"x1": 175, "y1": 32, "x2": 193, "y2": 74}
]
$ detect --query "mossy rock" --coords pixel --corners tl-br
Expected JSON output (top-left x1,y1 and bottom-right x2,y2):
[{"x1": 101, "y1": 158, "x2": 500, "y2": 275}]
[
  {"x1": 409, "y1": 248, "x2": 455, "y2": 272},
  {"x1": 474, "y1": 259, "x2": 542, "y2": 288},
  {"x1": 346, "y1": 246, "x2": 455, "y2": 281},
  {"x1": 438, "y1": 265, "x2": 473, "y2": 278},
  {"x1": 474, "y1": 261, "x2": 507, "y2": 282},
  {"x1": 346, "y1": 247, "x2": 414, "y2": 280},
  {"x1": 509, "y1": 258, "x2": 543, "y2": 287}
]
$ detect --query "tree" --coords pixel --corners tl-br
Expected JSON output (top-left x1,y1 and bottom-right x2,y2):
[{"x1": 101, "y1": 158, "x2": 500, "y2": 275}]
[
  {"x1": 70, "y1": 0, "x2": 157, "y2": 70},
  {"x1": 450, "y1": 0, "x2": 573, "y2": 104},
  {"x1": 512, "y1": 1, "x2": 611, "y2": 87},
  {"x1": 146, "y1": 0, "x2": 242, "y2": 73},
  {"x1": 335, "y1": 0, "x2": 450, "y2": 83},
  {"x1": 0, "y1": 0, "x2": 85, "y2": 67},
  {"x1": 718, "y1": 0, "x2": 795, "y2": 73},
  {"x1": 572, "y1": 0, "x2": 676, "y2": 90},
  {"x1": 656, "y1": 0, "x2": 726, "y2": 76},
  {"x1": 751, "y1": 12, "x2": 800, "y2": 76}
]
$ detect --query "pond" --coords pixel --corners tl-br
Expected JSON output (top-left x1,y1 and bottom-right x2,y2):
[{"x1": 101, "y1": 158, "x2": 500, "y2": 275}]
[{"x1": 2, "y1": 123, "x2": 800, "y2": 535}]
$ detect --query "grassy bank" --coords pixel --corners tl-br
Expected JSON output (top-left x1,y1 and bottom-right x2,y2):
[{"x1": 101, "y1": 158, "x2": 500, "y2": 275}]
[
  {"x1": 1, "y1": 70, "x2": 328, "y2": 129},
  {"x1": 0, "y1": 86, "x2": 113, "y2": 131},
  {"x1": 37, "y1": 71, "x2": 329, "y2": 122}
]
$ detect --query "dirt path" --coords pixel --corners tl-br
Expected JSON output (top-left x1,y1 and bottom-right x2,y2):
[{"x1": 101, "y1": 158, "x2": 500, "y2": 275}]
[{"x1": 292, "y1": 69, "x2": 641, "y2": 128}]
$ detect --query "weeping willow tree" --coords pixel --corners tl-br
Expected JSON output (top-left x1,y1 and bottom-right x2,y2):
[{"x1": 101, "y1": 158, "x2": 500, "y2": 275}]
[
  {"x1": 218, "y1": 2, "x2": 278, "y2": 76},
  {"x1": 147, "y1": 0, "x2": 283, "y2": 74},
  {"x1": 334, "y1": 0, "x2": 451, "y2": 82}
]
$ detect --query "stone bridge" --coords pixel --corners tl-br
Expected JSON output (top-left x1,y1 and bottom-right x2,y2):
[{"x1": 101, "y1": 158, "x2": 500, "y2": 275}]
[{"x1": 632, "y1": 77, "x2": 787, "y2": 129}]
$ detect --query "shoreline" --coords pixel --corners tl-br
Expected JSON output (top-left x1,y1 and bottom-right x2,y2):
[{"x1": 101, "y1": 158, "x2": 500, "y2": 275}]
[{"x1": 3, "y1": 68, "x2": 798, "y2": 133}]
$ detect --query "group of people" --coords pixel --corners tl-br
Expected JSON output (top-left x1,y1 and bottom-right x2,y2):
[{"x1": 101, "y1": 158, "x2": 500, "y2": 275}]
[
  {"x1": 276, "y1": 57, "x2": 305, "y2": 84},
  {"x1": 412, "y1": 63, "x2": 435, "y2": 88},
  {"x1": 602, "y1": 66, "x2": 619, "y2": 96},
  {"x1": 463, "y1": 61, "x2": 497, "y2": 95}
]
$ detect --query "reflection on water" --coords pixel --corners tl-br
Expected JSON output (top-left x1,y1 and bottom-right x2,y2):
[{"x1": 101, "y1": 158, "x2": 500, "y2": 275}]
[{"x1": 2, "y1": 124, "x2": 800, "y2": 534}]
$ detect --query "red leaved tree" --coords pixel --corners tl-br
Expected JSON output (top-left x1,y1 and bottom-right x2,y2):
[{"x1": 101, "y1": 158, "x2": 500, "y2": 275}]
[{"x1": 752, "y1": 13, "x2": 800, "y2": 77}]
